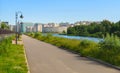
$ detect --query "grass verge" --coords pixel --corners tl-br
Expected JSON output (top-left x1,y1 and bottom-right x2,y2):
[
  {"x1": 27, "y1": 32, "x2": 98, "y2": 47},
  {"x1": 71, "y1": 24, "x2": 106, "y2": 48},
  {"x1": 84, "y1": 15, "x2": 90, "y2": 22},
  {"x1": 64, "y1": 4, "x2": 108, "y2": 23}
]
[{"x1": 0, "y1": 36, "x2": 28, "y2": 73}]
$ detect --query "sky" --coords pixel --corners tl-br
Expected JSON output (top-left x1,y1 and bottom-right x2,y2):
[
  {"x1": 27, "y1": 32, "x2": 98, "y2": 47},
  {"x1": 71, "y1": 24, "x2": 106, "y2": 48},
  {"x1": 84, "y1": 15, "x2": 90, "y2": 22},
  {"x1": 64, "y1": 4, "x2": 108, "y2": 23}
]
[{"x1": 0, "y1": 0, "x2": 120, "y2": 25}]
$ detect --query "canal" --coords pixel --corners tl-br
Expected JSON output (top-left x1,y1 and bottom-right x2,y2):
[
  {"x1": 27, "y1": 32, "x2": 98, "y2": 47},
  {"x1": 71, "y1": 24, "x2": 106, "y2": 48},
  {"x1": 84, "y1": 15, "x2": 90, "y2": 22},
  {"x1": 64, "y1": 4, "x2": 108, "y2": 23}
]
[{"x1": 52, "y1": 34, "x2": 103, "y2": 42}]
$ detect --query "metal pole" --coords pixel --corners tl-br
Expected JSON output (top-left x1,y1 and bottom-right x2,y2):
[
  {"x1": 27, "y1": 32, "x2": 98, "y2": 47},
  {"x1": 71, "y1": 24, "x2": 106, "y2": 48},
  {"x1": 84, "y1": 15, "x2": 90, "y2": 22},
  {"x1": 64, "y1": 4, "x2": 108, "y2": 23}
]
[
  {"x1": 15, "y1": 11, "x2": 23, "y2": 45},
  {"x1": 15, "y1": 12, "x2": 18, "y2": 44}
]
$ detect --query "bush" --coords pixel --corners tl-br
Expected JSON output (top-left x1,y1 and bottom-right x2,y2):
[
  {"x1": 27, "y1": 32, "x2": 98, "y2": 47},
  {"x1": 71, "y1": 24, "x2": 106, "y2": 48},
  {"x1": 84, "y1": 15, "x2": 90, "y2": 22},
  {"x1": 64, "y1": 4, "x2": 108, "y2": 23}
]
[
  {"x1": 79, "y1": 40, "x2": 98, "y2": 56},
  {"x1": 99, "y1": 34, "x2": 120, "y2": 50},
  {"x1": 28, "y1": 32, "x2": 34, "y2": 37},
  {"x1": 98, "y1": 34, "x2": 120, "y2": 66},
  {"x1": 34, "y1": 32, "x2": 42, "y2": 38}
]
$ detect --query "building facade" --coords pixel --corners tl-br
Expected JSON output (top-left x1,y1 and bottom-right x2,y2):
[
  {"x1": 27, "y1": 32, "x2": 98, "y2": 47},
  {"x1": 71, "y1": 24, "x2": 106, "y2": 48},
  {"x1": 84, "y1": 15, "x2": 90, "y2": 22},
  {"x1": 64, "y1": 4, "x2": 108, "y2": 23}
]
[
  {"x1": 26, "y1": 26, "x2": 33, "y2": 32},
  {"x1": 33, "y1": 23, "x2": 42, "y2": 32},
  {"x1": 20, "y1": 22, "x2": 34, "y2": 33},
  {"x1": 9, "y1": 25, "x2": 16, "y2": 32},
  {"x1": 18, "y1": 22, "x2": 68, "y2": 33},
  {"x1": 42, "y1": 26, "x2": 67, "y2": 33}
]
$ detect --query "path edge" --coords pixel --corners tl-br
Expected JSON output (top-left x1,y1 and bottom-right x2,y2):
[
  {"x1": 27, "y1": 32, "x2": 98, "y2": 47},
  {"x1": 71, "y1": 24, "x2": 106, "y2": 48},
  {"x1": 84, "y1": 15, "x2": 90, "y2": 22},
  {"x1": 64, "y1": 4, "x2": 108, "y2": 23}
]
[{"x1": 22, "y1": 35, "x2": 30, "y2": 73}]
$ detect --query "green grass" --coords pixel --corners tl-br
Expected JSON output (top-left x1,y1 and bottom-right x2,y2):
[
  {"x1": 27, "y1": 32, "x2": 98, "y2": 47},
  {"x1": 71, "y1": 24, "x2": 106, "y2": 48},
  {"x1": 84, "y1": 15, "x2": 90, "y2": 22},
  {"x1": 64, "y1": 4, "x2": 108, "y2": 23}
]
[
  {"x1": 0, "y1": 36, "x2": 28, "y2": 73},
  {"x1": 26, "y1": 32, "x2": 120, "y2": 67}
]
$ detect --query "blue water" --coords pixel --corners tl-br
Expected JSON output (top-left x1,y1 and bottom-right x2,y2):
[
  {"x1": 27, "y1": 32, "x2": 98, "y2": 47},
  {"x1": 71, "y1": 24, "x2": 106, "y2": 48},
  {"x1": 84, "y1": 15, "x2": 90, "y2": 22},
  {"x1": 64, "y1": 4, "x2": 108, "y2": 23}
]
[{"x1": 52, "y1": 34, "x2": 103, "y2": 42}]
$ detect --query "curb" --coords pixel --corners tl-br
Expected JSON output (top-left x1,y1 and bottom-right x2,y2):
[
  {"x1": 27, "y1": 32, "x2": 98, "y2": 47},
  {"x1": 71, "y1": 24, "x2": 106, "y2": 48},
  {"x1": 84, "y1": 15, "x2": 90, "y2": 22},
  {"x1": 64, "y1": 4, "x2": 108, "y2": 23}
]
[
  {"x1": 87, "y1": 56, "x2": 120, "y2": 70},
  {"x1": 22, "y1": 36, "x2": 30, "y2": 73}
]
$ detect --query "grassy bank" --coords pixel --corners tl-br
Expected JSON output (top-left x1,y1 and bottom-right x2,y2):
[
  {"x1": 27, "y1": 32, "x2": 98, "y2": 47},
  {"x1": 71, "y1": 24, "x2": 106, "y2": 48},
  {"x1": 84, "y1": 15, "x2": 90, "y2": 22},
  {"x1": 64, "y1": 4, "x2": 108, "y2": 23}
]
[
  {"x1": 0, "y1": 36, "x2": 28, "y2": 73},
  {"x1": 26, "y1": 32, "x2": 120, "y2": 67}
]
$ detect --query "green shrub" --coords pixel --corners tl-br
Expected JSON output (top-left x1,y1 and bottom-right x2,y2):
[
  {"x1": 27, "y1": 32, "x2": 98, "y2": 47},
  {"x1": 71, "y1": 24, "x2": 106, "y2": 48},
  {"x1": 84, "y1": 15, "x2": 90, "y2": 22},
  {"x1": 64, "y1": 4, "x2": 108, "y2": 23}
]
[
  {"x1": 79, "y1": 40, "x2": 98, "y2": 56},
  {"x1": 34, "y1": 32, "x2": 42, "y2": 38},
  {"x1": 28, "y1": 32, "x2": 34, "y2": 37},
  {"x1": 46, "y1": 33, "x2": 53, "y2": 38},
  {"x1": 100, "y1": 34, "x2": 120, "y2": 49},
  {"x1": 97, "y1": 34, "x2": 120, "y2": 66}
]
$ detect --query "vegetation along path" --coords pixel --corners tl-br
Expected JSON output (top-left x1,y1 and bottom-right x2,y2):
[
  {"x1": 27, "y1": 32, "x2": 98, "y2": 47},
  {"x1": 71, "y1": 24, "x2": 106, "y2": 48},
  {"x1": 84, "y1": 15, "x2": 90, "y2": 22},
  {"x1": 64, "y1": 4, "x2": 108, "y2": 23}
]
[{"x1": 22, "y1": 35, "x2": 120, "y2": 73}]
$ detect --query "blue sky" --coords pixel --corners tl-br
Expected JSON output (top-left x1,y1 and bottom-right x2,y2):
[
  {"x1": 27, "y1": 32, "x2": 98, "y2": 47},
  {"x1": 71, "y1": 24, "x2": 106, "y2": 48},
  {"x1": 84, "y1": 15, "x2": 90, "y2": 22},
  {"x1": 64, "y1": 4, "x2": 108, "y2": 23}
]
[{"x1": 0, "y1": 0, "x2": 120, "y2": 25}]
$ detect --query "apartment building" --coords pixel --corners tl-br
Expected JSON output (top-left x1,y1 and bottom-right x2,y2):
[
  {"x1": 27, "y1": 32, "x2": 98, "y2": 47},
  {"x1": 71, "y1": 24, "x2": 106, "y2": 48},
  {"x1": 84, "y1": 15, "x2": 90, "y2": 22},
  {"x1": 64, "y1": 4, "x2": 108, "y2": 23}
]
[
  {"x1": 42, "y1": 26, "x2": 67, "y2": 33},
  {"x1": 43, "y1": 23, "x2": 59, "y2": 27},
  {"x1": 26, "y1": 23, "x2": 43, "y2": 32},
  {"x1": 9, "y1": 25, "x2": 16, "y2": 32},
  {"x1": 74, "y1": 21, "x2": 101, "y2": 26},
  {"x1": 33, "y1": 23, "x2": 42, "y2": 32},
  {"x1": 20, "y1": 22, "x2": 34, "y2": 33},
  {"x1": 19, "y1": 22, "x2": 67, "y2": 33}
]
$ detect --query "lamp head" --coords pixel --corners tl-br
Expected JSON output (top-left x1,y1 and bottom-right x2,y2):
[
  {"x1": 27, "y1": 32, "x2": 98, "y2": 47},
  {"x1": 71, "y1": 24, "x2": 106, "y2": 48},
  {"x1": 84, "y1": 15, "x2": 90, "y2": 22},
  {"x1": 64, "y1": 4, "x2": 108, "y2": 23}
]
[{"x1": 20, "y1": 14, "x2": 23, "y2": 19}]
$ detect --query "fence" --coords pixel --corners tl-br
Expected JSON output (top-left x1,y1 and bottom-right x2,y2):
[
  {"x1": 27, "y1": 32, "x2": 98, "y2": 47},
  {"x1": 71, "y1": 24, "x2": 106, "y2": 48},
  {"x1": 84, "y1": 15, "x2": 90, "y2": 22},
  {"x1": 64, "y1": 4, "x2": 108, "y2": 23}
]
[{"x1": 0, "y1": 29, "x2": 14, "y2": 42}]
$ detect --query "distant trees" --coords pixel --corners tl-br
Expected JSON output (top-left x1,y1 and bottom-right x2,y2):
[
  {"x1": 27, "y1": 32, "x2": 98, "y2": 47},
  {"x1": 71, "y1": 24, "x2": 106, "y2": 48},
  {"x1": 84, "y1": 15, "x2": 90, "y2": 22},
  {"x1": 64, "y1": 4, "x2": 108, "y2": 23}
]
[
  {"x1": 0, "y1": 22, "x2": 13, "y2": 34},
  {"x1": 0, "y1": 22, "x2": 9, "y2": 29},
  {"x1": 67, "y1": 20, "x2": 120, "y2": 37}
]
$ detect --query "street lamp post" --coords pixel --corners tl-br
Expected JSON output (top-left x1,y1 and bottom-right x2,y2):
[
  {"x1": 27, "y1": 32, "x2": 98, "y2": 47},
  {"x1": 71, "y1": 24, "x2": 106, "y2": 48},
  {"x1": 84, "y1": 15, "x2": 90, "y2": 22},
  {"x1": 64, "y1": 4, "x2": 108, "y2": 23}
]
[{"x1": 15, "y1": 11, "x2": 23, "y2": 44}]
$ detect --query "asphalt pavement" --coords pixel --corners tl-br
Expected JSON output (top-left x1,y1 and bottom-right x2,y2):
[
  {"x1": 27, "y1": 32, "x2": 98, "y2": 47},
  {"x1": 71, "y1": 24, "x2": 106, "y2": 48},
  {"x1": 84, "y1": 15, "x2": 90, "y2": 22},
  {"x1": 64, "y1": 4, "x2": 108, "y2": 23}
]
[{"x1": 22, "y1": 35, "x2": 120, "y2": 73}]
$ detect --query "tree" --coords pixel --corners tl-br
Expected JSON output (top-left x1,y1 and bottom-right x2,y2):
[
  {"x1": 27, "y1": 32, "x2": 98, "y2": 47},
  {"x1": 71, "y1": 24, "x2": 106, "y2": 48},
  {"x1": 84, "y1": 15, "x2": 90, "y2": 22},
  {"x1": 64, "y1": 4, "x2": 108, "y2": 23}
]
[
  {"x1": 67, "y1": 20, "x2": 120, "y2": 38},
  {"x1": 0, "y1": 22, "x2": 9, "y2": 29},
  {"x1": 62, "y1": 30, "x2": 66, "y2": 34},
  {"x1": 67, "y1": 27, "x2": 77, "y2": 35},
  {"x1": 101, "y1": 20, "x2": 112, "y2": 32}
]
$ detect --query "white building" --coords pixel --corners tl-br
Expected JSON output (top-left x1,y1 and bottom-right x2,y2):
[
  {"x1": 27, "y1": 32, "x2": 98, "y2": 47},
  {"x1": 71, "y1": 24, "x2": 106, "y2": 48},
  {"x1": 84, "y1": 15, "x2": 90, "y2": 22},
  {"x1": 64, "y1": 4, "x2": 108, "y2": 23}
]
[
  {"x1": 24, "y1": 22, "x2": 67, "y2": 33},
  {"x1": 9, "y1": 25, "x2": 16, "y2": 32},
  {"x1": 59, "y1": 22, "x2": 69, "y2": 27},
  {"x1": 43, "y1": 23, "x2": 59, "y2": 27},
  {"x1": 33, "y1": 23, "x2": 42, "y2": 32},
  {"x1": 75, "y1": 21, "x2": 92, "y2": 25},
  {"x1": 43, "y1": 26, "x2": 67, "y2": 33},
  {"x1": 26, "y1": 23, "x2": 43, "y2": 32},
  {"x1": 26, "y1": 26, "x2": 33, "y2": 32}
]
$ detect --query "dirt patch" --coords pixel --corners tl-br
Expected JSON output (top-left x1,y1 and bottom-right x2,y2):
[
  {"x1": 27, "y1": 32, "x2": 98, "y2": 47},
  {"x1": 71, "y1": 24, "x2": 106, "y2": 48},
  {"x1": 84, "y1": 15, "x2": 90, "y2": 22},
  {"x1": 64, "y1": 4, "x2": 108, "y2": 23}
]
[{"x1": 12, "y1": 40, "x2": 23, "y2": 45}]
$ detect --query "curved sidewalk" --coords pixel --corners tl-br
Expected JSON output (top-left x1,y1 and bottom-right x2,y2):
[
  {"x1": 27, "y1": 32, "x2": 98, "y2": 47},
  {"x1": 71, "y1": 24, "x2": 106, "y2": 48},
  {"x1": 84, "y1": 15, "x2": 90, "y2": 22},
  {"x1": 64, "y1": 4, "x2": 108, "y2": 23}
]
[{"x1": 22, "y1": 35, "x2": 120, "y2": 73}]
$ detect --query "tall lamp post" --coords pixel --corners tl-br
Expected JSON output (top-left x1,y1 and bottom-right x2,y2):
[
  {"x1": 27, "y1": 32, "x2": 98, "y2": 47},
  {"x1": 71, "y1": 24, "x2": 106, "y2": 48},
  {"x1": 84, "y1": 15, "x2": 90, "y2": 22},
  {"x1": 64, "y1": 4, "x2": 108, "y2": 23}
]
[{"x1": 15, "y1": 11, "x2": 23, "y2": 44}]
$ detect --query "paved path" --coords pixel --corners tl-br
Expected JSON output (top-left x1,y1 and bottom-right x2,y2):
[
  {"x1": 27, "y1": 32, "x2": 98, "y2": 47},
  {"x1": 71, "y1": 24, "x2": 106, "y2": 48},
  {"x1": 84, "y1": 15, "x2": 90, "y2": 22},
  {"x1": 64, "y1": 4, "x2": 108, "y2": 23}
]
[{"x1": 22, "y1": 35, "x2": 120, "y2": 73}]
